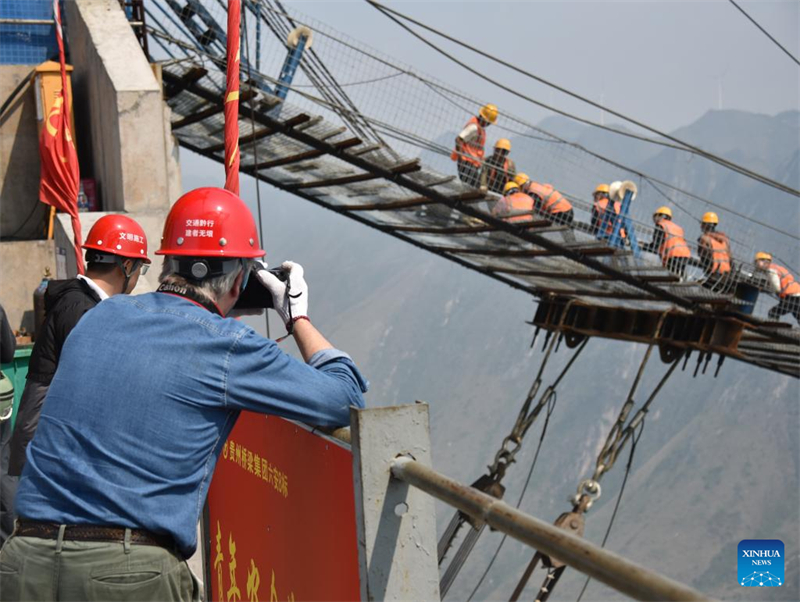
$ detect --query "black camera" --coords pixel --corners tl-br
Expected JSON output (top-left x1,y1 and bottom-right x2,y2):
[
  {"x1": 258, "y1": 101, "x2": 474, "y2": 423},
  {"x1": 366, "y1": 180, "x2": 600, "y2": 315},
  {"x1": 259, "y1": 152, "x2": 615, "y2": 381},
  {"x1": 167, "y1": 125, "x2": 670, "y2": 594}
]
[{"x1": 234, "y1": 266, "x2": 288, "y2": 310}]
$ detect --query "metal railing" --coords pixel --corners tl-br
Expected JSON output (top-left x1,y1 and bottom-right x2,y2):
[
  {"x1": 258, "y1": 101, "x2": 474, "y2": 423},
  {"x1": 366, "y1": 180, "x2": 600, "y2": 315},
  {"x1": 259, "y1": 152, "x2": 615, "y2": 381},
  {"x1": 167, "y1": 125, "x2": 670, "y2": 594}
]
[{"x1": 391, "y1": 455, "x2": 712, "y2": 602}]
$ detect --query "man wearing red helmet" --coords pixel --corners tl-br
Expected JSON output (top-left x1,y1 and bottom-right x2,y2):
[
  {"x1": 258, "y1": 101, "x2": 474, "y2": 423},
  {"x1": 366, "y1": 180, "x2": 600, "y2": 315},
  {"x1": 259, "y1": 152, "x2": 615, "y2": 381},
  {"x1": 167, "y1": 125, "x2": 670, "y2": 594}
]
[
  {"x1": 3, "y1": 188, "x2": 367, "y2": 601},
  {"x1": 3, "y1": 215, "x2": 149, "y2": 545}
]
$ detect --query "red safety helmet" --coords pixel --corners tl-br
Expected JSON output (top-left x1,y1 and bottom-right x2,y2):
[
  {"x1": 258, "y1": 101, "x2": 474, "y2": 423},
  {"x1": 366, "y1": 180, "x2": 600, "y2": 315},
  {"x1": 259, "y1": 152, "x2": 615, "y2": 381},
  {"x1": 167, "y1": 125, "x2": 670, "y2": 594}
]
[
  {"x1": 83, "y1": 214, "x2": 151, "y2": 263},
  {"x1": 156, "y1": 187, "x2": 264, "y2": 258}
]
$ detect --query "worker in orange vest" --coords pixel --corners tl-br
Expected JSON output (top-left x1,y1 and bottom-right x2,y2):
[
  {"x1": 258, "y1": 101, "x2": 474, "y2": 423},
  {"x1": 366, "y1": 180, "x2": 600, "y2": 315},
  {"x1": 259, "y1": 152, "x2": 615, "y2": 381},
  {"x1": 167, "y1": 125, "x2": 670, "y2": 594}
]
[
  {"x1": 482, "y1": 138, "x2": 516, "y2": 194},
  {"x1": 642, "y1": 206, "x2": 692, "y2": 277},
  {"x1": 451, "y1": 103, "x2": 498, "y2": 188},
  {"x1": 591, "y1": 183, "x2": 626, "y2": 240},
  {"x1": 522, "y1": 179, "x2": 573, "y2": 226},
  {"x1": 492, "y1": 181, "x2": 534, "y2": 223},
  {"x1": 755, "y1": 252, "x2": 800, "y2": 323},
  {"x1": 697, "y1": 212, "x2": 733, "y2": 291}
]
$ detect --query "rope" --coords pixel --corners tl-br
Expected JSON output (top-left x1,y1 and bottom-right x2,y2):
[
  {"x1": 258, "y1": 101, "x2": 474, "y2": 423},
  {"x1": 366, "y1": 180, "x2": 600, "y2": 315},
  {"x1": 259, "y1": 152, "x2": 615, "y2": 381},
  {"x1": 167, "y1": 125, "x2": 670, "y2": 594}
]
[{"x1": 242, "y1": 1, "x2": 269, "y2": 338}]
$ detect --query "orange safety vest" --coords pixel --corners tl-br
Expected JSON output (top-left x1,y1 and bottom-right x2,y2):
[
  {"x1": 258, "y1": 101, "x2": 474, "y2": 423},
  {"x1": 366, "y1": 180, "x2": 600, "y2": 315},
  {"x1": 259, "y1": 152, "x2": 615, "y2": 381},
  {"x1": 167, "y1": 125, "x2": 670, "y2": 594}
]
[
  {"x1": 594, "y1": 198, "x2": 626, "y2": 238},
  {"x1": 451, "y1": 116, "x2": 485, "y2": 167},
  {"x1": 526, "y1": 182, "x2": 572, "y2": 215},
  {"x1": 658, "y1": 220, "x2": 691, "y2": 262},
  {"x1": 770, "y1": 263, "x2": 800, "y2": 297},
  {"x1": 698, "y1": 232, "x2": 731, "y2": 274},
  {"x1": 486, "y1": 157, "x2": 513, "y2": 189},
  {"x1": 493, "y1": 192, "x2": 533, "y2": 223}
]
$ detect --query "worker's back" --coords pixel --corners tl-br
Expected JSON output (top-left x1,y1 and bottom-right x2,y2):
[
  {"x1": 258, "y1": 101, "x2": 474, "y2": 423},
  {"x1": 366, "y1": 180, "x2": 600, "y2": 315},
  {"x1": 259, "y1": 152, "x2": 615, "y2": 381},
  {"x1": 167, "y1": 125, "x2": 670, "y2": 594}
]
[{"x1": 15, "y1": 292, "x2": 365, "y2": 558}]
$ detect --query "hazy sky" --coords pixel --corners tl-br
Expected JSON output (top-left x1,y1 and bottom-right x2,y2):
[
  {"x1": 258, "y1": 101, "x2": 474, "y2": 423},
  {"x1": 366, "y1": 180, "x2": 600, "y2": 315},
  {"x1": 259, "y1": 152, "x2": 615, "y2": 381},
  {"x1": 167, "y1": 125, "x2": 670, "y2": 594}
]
[{"x1": 288, "y1": 0, "x2": 799, "y2": 132}]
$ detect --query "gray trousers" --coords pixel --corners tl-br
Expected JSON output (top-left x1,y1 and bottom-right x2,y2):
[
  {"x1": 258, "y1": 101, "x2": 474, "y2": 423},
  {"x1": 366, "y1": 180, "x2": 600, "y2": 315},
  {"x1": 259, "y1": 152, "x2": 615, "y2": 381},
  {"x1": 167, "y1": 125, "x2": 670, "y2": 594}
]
[
  {"x1": 0, "y1": 532, "x2": 199, "y2": 602},
  {"x1": 0, "y1": 419, "x2": 17, "y2": 547}
]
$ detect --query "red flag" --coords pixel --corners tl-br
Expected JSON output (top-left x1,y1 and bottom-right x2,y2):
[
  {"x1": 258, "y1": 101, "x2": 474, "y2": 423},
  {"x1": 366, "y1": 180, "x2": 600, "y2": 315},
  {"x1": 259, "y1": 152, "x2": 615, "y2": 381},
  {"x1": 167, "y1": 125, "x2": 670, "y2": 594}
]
[
  {"x1": 38, "y1": 0, "x2": 84, "y2": 274},
  {"x1": 224, "y1": 0, "x2": 241, "y2": 195}
]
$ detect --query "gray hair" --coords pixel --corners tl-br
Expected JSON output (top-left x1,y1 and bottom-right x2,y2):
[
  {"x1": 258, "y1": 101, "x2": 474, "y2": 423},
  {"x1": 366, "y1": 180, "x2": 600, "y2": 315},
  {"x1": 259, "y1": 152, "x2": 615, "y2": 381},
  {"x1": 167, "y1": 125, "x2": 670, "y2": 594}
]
[{"x1": 159, "y1": 258, "x2": 253, "y2": 303}]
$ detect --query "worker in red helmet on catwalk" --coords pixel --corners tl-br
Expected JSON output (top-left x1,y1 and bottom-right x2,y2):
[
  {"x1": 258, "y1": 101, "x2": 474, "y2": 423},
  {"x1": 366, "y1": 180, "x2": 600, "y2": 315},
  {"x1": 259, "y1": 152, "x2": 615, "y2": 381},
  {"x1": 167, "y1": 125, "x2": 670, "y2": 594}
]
[
  {"x1": 452, "y1": 103, "x2": 498, "y2": 188},
  {"x1": 2, "y1": 188, "x2": 367, "y2": 601},
  {"x1": 3, "y1": 214, "x2": 150, "y2": 546}
]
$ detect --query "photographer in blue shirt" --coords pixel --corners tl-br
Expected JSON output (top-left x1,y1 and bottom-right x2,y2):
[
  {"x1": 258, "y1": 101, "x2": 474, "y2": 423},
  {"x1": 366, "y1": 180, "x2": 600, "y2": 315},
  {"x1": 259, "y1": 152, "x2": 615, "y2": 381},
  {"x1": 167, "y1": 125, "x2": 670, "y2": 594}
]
[{"x1": 0, "y1": 188, "x2": 367, "y2": 602}]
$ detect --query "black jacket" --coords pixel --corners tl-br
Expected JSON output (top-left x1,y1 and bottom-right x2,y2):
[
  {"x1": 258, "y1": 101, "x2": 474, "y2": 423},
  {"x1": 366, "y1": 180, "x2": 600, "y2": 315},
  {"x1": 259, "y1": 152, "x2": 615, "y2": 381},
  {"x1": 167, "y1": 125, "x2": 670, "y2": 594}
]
[
  {"x1": 26, "y1": 279, "x2": 101, "y2": 385},
  {"x1": 0, "y1": 303, "x2": 15, "y2": 363}
]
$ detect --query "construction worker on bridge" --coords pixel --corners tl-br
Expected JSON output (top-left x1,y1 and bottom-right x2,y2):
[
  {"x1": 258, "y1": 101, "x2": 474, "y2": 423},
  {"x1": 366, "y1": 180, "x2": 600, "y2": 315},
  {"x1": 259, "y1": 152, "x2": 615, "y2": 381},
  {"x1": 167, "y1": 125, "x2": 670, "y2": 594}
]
[
  {"x1": 452, "y1": 103, "x2": 498, "y2": 188},
  {"x1": 754, "y1": 252, "x2": 800, "y2": 324},
  {"x1": 492, "y1": 181, "x2": 533, "y2": 223},
  {"x1": 642, "y1": 206, "x2": 692, "y2": 278},
  {"x1": 591, "y1": 183, "x2": 626, "y2": 240},
  {"x1": 1, "y1": 187, "x2": 367, "y2": 601},
  {"x1": 523, "y1": 179, "x2": 574, "y2": 226},
  {"x1": 482, "y1": 138, "x2": 516, "y2": 194},
  {"x1": 5, "y1": 214, "x2": 151, "y2": 547},
  {"x1": 697, "y1": 212, "x2": 733, "y2": 291}
]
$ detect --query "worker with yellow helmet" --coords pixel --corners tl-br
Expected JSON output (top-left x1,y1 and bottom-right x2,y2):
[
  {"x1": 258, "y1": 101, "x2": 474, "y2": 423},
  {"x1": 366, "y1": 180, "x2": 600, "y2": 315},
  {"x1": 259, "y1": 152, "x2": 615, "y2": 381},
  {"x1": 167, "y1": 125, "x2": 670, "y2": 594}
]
[
  {"x1": 590, "y1": 183, "x2": 626, "y2": 240},
  {"x1": 754, "y1": 251, "x2": 800, "y2": 323},
  {"x1": 697, "y1": 212, "x2": 733, "y2": 291},
  {"x1": 451, "y1": 103, "x2": 498, "y2": 188},
  {"x1": 642, "y1": 206, "x2": 692, "y2": 278},
  {"x1": 491, "y1": 180, "x2": 533, "y2": 223},
  {"x1": 482, "y1": 138, "x2": 517, "y2": 194}
]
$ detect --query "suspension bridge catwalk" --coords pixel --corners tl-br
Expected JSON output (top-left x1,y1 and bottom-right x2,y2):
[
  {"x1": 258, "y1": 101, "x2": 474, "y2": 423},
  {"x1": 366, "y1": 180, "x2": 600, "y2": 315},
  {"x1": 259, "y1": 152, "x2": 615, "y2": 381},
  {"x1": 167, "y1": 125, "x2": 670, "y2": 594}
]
[{"x1": 140, "y1": 0, "x2": 799, "y2": 380}]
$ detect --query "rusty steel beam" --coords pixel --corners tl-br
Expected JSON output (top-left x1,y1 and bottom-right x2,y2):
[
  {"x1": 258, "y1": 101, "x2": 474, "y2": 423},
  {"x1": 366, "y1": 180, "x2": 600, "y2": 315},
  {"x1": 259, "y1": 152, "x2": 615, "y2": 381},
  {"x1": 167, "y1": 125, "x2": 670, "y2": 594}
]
[
  {"x1": 390, "y1": 457, "x2": 711, "y2": 602},
  {"x1": 527, "y1": 298, "x2": 793, "y2": 374}
]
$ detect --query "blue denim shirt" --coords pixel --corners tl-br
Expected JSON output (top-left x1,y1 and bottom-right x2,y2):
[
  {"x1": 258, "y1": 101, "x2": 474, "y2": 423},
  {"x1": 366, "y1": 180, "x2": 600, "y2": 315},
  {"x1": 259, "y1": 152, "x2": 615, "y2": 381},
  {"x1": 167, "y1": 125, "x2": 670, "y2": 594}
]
[{"x1": 15, "y1": 292, "x2": 367, "y2": 558}]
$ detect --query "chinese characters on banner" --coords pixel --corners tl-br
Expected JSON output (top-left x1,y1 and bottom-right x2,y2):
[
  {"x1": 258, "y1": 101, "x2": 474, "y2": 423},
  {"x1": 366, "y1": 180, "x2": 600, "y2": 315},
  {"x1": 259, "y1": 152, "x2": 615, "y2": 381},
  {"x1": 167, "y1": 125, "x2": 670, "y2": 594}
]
[{"x1": 207, "y1": 412, "x2": 360, "y2": 601}]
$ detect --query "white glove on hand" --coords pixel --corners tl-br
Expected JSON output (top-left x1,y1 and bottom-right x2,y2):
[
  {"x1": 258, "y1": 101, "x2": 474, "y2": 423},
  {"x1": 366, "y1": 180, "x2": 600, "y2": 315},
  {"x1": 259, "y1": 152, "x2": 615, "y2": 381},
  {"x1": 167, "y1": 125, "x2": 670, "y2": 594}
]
[{"x1": 256, "y1": 260, "x2": 309, "y2": 328}]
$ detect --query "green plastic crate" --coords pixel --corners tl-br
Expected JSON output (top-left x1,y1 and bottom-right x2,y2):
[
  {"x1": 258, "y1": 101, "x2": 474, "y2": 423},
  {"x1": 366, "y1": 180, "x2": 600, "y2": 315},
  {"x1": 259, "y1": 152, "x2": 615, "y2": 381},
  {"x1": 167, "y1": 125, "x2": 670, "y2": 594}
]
[{"x1": 1, "y1": 345, "x2": 33, "y2": 431}]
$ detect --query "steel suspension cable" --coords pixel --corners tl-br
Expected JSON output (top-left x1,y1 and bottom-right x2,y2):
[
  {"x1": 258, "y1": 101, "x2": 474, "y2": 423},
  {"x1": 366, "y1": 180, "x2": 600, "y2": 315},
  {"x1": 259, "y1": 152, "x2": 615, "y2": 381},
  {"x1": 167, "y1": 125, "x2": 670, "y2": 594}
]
[
  {"x1": 366, "y1": 0, "x2": 800, "y2": 198},
  {"x1": 575, "y1": 420, "x2": 646, "y2": 602},
  {"x1": 466, "y1": 391, "x2": 557, "y2": 602},
  {"x1": 728, "y1": 0, "x2": 800, "y2": 67},
  {"x1": 439, "y1": 336, "x2": 589, "y2": 598}
]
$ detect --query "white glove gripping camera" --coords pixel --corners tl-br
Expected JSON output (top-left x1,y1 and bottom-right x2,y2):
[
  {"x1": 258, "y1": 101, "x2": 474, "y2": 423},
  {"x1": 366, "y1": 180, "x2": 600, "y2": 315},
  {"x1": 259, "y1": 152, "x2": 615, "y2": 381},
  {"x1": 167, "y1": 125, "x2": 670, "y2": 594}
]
[{"x1": 255, "y1": 260, "x2": 309, "y2": 340}]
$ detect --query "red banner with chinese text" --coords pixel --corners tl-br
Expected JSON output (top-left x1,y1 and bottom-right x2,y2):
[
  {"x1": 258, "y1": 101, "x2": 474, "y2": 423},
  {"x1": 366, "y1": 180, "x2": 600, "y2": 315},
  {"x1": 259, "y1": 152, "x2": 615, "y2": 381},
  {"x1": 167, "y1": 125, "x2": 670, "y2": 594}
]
[
  {"x1": 39, "y1": 0, "x2": 84, "y2": 274},
  {"x1": 206, "y1": 412, "x2": 360, "y2": 602}
]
